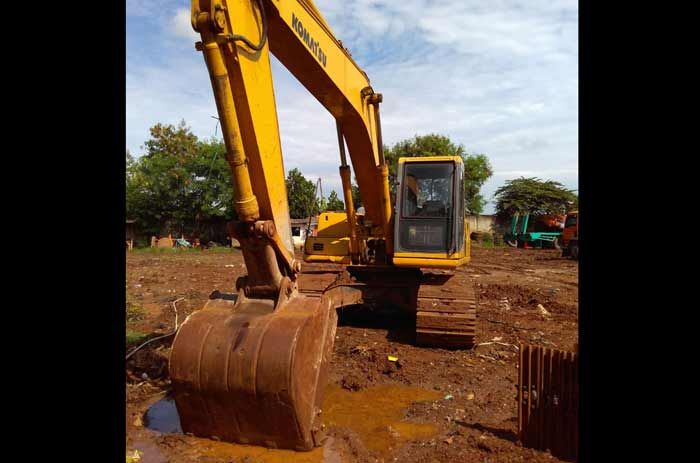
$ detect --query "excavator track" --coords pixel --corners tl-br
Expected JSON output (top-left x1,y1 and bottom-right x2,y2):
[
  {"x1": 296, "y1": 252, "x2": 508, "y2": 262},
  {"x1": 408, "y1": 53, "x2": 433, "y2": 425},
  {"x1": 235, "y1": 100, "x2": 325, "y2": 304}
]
[
  {"x1": 415, "y1": 272, "x2": 477, "y2": 348},
  {"x1": 299, "y1": 265, "x2": 477, "y2": 349}
]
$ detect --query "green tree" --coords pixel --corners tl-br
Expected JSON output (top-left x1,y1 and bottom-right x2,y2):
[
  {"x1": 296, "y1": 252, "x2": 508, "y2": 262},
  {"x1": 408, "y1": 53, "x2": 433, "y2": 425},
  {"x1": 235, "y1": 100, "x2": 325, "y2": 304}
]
[
  {"x1": 315, "y1": 196, "x2": 328, "y2": 215},
  {"x1": 125, "y1": 121, "x2": 233, "y2": 238},
  {"x1": 351, "y1": 180, "x2": 362, "y2": 209},
  {"x1": 325, "y1": 191, "x2": 344, "y2": 211},
  {"x1": 494, "y1": 177, "x2": 577, "y2": 219},
  {"x1": 383, "y1": 134, "x2": 493, "y2": 214},
  {"x1": 285, "y1": 168, "x2": 317, "y2": 218},
  {"x1": 463, "y1": 154, "x2": 493, "y2": 214}
]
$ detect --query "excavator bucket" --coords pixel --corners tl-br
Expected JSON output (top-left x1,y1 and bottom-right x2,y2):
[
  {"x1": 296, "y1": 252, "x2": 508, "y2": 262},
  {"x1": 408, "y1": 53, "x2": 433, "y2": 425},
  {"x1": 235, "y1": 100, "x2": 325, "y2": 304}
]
[{"x1": 169, "y1": 291, "x2": 338, "y2": 451}]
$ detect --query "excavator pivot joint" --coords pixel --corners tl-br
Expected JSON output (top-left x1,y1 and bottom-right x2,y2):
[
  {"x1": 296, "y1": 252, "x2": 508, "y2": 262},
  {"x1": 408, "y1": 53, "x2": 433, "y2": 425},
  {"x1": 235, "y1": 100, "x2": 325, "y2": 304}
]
[{"x1": 368, "y1": 93, "x2": 383, "y2": 105}]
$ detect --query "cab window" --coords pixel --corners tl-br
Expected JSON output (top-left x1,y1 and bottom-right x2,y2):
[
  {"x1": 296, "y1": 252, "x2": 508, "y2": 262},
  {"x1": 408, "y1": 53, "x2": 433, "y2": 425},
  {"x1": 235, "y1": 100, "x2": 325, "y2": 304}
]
[{"x1": 402, "y1": 164, "x2": 453, "y2": 218}]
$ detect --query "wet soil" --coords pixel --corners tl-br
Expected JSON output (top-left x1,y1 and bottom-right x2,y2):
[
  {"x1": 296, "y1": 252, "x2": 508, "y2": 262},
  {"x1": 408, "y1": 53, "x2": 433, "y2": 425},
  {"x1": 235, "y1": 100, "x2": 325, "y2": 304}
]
[{"x1": 126, "y1": 246, "x2": 578, "y2": 462}]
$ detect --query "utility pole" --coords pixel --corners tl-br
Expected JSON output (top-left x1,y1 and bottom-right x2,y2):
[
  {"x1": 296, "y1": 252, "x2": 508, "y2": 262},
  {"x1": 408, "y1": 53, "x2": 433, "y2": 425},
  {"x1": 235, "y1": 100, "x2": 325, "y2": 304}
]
[
  {"x1": 315, "y1": 177, "x2": 323, "y2": 201},
  {"x1": 307, "y1": 178, "x2": 323, "y2": 237}
]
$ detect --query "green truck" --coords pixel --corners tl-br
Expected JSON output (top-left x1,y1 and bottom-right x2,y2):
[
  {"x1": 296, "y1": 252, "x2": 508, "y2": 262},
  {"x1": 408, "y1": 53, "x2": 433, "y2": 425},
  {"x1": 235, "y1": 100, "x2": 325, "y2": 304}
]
[{"x1": 504, "y1": 212, "x2": 563, "y2": 249}]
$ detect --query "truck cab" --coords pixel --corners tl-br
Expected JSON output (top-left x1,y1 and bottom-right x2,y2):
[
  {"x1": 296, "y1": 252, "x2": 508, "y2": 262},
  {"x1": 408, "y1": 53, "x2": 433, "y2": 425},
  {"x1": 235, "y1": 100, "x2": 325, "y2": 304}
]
[{"x1": 561, "y1": 210, "x2": 579, "y2": 259}]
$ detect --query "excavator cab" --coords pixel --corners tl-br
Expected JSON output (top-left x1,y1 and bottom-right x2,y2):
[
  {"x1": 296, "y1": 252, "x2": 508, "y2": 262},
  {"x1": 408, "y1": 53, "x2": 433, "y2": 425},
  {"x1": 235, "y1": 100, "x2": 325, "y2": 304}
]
[
  {"x1": 304, "y1": 156, "x2": 470, "y2": 269},
  {"x1": 392, "y1": 156, "x2": 469, "y2": 269}
]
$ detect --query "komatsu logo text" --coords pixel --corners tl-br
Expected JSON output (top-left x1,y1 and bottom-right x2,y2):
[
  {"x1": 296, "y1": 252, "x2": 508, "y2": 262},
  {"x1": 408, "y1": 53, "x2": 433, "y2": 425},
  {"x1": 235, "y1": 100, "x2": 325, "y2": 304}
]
[{"x1": 292, "y1": 13, "x2": 327, "y2": 67}]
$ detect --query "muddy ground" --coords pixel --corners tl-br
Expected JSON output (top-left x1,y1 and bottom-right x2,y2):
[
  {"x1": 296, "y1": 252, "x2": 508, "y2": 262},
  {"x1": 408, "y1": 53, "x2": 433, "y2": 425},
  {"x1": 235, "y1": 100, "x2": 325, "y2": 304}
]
[{"x1": 126, "y1": 245, "x2": 578, "y2": 463}]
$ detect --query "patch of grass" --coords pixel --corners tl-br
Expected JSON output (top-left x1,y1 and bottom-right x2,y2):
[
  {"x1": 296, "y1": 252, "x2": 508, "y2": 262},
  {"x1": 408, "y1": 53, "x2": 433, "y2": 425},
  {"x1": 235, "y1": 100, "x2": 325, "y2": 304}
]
[
  {"x1": 480, "y1": 233, "x2": 507, "y2": 248},
  {"x1": 126, "y1": 298, "x2": 145, "y2": 322},
  {"x1": 133, "y1": 237, "x2": 150, "y2": 248},
  {"x1": 472, "y1": 231, "x2": 505, "y2": 248},
  {"x1": 126, "y1": 330, "x2": 148, "y2": 345}
]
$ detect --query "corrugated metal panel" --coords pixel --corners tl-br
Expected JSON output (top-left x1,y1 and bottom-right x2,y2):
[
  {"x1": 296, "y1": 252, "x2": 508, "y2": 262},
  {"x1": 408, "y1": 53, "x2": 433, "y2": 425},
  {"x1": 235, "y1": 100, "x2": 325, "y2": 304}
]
[{"x1": 518, "y1": 343, "x2": 578, "y2": 461}]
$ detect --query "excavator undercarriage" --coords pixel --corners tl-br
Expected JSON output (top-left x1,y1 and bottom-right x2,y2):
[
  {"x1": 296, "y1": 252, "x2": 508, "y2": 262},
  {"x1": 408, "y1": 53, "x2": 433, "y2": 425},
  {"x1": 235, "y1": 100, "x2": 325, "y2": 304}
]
[{"x1": 298, "y1": 264, "x2": 477, "y2": 349}]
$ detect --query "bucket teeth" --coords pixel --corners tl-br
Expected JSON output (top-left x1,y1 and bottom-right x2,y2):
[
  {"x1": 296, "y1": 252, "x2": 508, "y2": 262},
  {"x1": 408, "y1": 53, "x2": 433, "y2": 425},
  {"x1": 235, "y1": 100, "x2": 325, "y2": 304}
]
[{"x1": 169, "y1": 293, "x2": 337, "y2": 450}]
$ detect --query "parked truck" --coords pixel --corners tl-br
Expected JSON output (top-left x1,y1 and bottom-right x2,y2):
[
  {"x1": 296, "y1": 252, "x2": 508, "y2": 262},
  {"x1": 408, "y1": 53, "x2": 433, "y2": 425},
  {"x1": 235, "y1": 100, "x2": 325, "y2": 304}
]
[
  {"x1": 561, "y1": 210, "x2": 579, "y2": 259},
  {"x1": 504, "y1": 212, "x2": 564, "y2": 249}
]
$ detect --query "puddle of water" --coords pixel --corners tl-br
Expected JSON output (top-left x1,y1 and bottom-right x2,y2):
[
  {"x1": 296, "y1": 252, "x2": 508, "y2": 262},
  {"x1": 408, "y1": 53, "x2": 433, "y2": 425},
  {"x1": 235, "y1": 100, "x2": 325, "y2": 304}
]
[
  {"x1": 143, "y1": 396, "x2": 182, "y2": 433},
  {"x1": 142, "y1": 384, "x2": 440, "y2": 461},
  {"x1": 192, "y1": 439, "x2": 328, "y2": 463},
  {"x1": 322, "y1": 384, "x2": 441, "y2": 456},
  {"x1": 144, "y1": 396, "x2": 329, "y2": 462}
]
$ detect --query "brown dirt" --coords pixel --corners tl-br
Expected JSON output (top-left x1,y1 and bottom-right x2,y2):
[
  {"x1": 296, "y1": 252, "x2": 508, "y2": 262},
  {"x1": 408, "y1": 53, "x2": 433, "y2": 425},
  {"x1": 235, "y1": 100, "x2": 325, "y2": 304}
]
[{"x1": 126, "y1": 245, "x2": 578, "y2": 463}]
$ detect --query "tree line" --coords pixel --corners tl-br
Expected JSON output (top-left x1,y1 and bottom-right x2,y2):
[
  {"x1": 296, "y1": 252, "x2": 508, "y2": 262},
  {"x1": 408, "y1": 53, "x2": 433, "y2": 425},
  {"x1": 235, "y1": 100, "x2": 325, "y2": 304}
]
[
  {"x1": 126, "y1": 121, "x2": 353, "y2": 240},
  {"x1": 126, "y1": 121, "x2": 576, "y2": 242}
]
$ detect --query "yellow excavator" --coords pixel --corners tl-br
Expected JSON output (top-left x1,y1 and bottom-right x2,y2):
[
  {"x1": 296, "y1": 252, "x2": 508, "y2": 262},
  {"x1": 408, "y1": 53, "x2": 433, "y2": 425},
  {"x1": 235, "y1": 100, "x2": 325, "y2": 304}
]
[{"x1": 170, "y1": 0, "x2": 476, "y2": 452}]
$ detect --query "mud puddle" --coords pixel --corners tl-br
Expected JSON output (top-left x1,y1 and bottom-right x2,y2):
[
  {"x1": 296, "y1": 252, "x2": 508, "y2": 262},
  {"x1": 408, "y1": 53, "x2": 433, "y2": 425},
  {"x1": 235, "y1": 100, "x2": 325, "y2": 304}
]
[
  {"x1": 142, "y1": 384, "x2": 441, "y2": 462},
  {"x1": 322, "y1": 384, "x2": 441, "y2": 456},
  {"x1": 143, "y1": 396, "x2": 181, "y2": 433}
]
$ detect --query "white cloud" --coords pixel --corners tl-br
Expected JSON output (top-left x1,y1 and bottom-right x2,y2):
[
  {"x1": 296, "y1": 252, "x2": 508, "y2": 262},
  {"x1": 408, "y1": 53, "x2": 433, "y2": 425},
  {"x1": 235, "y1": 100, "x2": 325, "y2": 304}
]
[
  {"x1": 171, "y1": 8, "x2": 197, "y2": 40},
  {"x1": 126, "y1": 56, "x2": 216, "y2": 154},
  {"x1": 127, "y1": 0, "x2": 177, "y2": 18},
  {"x1": 127, "y1": 0, "x2": 578, "y2": 214}
]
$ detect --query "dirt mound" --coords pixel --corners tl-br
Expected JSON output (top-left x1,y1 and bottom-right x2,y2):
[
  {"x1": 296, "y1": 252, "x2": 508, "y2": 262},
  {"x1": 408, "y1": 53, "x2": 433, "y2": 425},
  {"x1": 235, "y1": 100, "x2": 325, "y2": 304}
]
[
  {"x1": 338, "y1": 343, "x2": 406, "y2": 391},
  {"x1": 478, "y1": 282, "x2": 577, "y2": 317},
  {"x1": 479, "y1": 283, "x2": 547, "y2": 306}
]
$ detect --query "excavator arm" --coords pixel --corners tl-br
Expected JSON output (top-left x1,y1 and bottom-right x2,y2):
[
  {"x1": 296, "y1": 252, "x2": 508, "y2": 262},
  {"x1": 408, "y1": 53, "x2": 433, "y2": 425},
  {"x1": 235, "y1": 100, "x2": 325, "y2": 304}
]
[
  {"x1": 191, "y1": 0, "x2": 392, "y2": 269},
  {"x1": 169, "y1": 0, "x2": 389, "y2": 450}
]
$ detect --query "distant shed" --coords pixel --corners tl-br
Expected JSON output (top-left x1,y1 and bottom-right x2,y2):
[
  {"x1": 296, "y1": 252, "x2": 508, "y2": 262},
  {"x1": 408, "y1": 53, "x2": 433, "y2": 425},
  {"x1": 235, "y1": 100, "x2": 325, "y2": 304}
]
[
  {"x1": 467, "y1": 214, "x2": 497, "y2": 233},
  {"x1": 290, "y1": 217, "x2": 318, "y2": 249}
]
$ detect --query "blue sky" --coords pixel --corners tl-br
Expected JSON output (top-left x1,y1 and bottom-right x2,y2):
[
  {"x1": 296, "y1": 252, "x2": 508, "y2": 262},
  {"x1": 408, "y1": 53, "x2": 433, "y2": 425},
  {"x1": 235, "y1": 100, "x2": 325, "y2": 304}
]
[{"x1": 127, "y1": 0, "x2": 578, "y2": 214}]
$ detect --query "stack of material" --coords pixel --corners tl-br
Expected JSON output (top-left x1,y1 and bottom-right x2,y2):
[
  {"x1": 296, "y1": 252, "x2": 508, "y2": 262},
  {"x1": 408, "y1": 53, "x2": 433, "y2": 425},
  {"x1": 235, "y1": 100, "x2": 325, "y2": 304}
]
[
  {"x1": 156, "y1": 236, "x2": 174, "y2": 248},
  {"x1": 518, "y1": 343, "x2": 578, "y2": 461}
]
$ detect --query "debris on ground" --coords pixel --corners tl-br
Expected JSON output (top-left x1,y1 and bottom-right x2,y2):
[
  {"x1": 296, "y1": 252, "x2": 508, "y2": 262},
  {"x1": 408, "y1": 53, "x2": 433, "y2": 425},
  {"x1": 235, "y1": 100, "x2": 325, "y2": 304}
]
[
  {"x1": 126, "y1": 246, "x2": 578, "y2": 463},
  {"x1": 351, "y1": 345, "x2": 371, "y2": 356},
  {"x1": 126, "y1": 450, "x2": 142, "y2": 463},
  {"x1": 341, "y1": 373, "x2": 366, "y2": 391}
]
